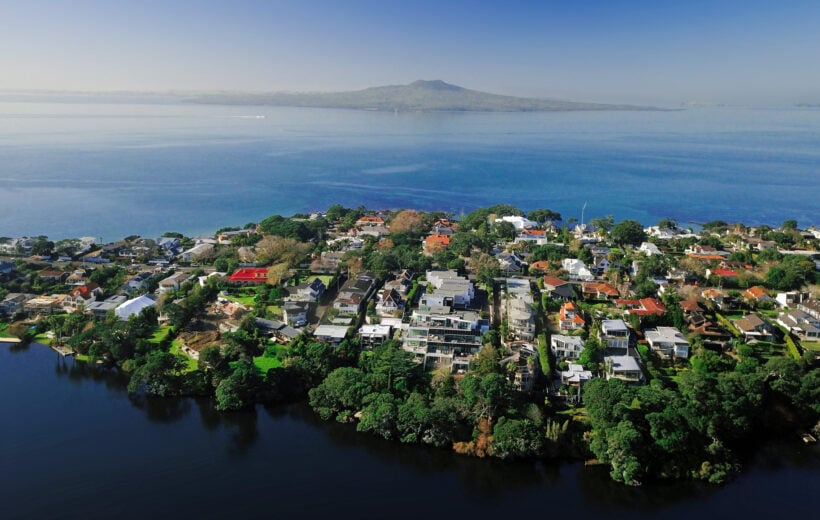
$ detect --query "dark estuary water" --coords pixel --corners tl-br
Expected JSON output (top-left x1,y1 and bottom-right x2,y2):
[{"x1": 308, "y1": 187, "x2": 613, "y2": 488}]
[{"x1": 1, "y1": 343, "x2": 819, "y2": 520}]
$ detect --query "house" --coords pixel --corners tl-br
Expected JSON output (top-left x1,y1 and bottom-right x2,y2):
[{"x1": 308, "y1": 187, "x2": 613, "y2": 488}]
[
  {"x1": 733, "y1": 313, "x2": 775, "y2": 342},
  {"x1": 604, "y1": 355, "x2": 644, "y2": 383},
  {"x1": 355, "y1": 215, "x2": 385, "y2": 227},
  {"x1": 501, "y1": 343, "x2": 539, "y2": 392},
  {"x1": 313, "y1": 324, "x2": 349, "y2": 345},
  {"x1": 645, "y1": 326, "x2": 690, "y2": 359},
  {"x1": 742, "y1": 286, "x2": 771, "y2": 303},
  {"x1": 551, "y1": 334, "x2": 585, "y2": 360},
  {"x1": 24, "y1": 294, "x2": 67, "y2": 316},
  {"x1": 582, "y1": 282, "x2": 619, "y2": 300},
  {"x1": 424, "y1": 234, "x2": 451, "y2": 254},
  {"x1": 376, "y1": 288, "x2": 404, "y2": 317},
  {"x1": 430, "y1": 220, "x2": 456, "y2": 236},
  {"x1": 600, "y1": 319, "x2": 630, "y2": 353},
  {"x1": 124, "y1": 272, "x2": 153, "y2": 293},
  {"x1": 775, "y1": 290, "x2": 811, "y2": 308},
  {"x1": 506, "y1": 298, "x2": 535, "y2": 340},
  {"x1": 542, "y1": 275, "x2": 575, "y2": 301},
  {"x1": 180, "y1": 243, "x2": 214, "y2": 263},
  {"x1": 216, "y1": 229, "x2": 253, "y2": 244},
  {"x1": 424, "y1": 270, "x2": 474, "y2": 309},
  {"x1": 0, "y1": 260, "x2": 16, "y2": 275},
  {"x1": 706, "y1": 268, "x2": 738, "y2": 281},
  {"x1": 255, "y1": 318, "x2": 299, "y2": 343},
  {"x1": 38, "y1": 269, "x2": 68, "y2": 283},
  {"x1": 402, "y1": 308, "x2": 489, "y2": 372},
  {"x1": 797, "y1": 300, "x2": 820, "y2": 321},
  {"x1": 64, "y1": 282, "x2": 103, "y2": 310},
  {"x1": 529, "y1": 260, "x2": 551, "y2": 273},
  {"x1": 114, "y1": 295, "x2": 156, "y2": 321},
  {"x1": 228, "y1": 268, "x2": 269, "y2": 285},
  {"x1": 638, "y1": 242, "x2": 662, "y2": 256},
  {"x1": 495, "y1": 215, "x2": 537, "y2": 231},
  {"x1": 293, "y1": 278, "x2": 326, "y2": 302},
  {"x1": 497, "y1": 252, "x2": 526, "y2": 274},
  {"x1": 777, "y1": 309, "x2": 820, "y2": 340},
  {"x1": 615, "y1": 298, "x2": 668, "y2": 316},
  {"x1": 561, "y1": 363, "x2": 593, "y2": 388},
  {"x1": 0, "y1": 293, "x2": 35, "y2": 317},
  {"x1": 158, "y1": 272, "x2": 192, "y2": 293},
  {"x1": 558, "y1": 301, "x2": 585, "y2": 332},
  {"x1": 562, "y1": 259, "x2": 594, "y2": 281},
  {"x1": 358, "y1": 324, "x2": 393, "y2": 347},
  {"x1": 283, "y1": 301, "x2": 310, "y2": 327},
  {"x1": 85, "y1": 295, "x2": 128, "y2": 318},
  {"x1": 334, "y1": 272, "x2": 378, "y2": 316}
]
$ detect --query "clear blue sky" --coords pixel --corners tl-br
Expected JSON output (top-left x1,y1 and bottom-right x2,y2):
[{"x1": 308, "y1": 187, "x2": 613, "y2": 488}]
[{"x1": 2, "y1": 0, "x2": 819, "y2": 105}]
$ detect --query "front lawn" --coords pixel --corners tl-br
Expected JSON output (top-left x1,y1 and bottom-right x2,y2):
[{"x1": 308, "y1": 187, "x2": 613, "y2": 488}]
[
  {"x1": 149, "y1": 325, "x2": 172, "y2": 344},
  {"x1": 170, "y1": 339, "x2": 198, "y2": 373},
  {"x1": 801, "y1": 341, "x2": 820, "y2": 352},
  {"x1": 253, "y1": 356, "x2": 283, "y2": 373}
]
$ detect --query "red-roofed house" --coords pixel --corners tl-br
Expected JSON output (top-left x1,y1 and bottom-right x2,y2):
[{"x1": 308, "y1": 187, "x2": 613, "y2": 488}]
[
  {"x1": 424, "y1": 234, "x2": 451, "y2": 254},
  {"x1": 743, "y1": 286, "x2": 771, "y2": 303},
  {"x1": 558, "y1": 301, "x2": 586, "y2": 331},
  {"x1": 706, "y1": 268, "x2": 738, "y2": 280},
  {"x1": 530, "y1": 261, "x2": 551, "y2": 273},
  {"x1": 615, "y1": 298, "x2": 668, "y2": 316},
  {"x1": 356, "y1": 216, "x2": 385, "y2": 227},
  {"x1": 229, "y1": 268, "x2": 269, "y2": 284},
  {"x1": 582, "y1": 282, "x2": 620, "y2": 300},
  {"x1": 64, "y1": 282, "x2": 103, "y2": 310}
]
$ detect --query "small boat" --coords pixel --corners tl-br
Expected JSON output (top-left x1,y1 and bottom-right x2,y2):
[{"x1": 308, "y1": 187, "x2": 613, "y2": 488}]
[{"x1": 800, "y1": 433, "x2": 817, "y2": 444}]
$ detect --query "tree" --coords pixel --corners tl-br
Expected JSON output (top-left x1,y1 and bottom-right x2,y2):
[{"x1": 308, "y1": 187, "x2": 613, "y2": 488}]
[
  {"x1": 215, "y1": 361, "x2": 263, "y2": 411},
  {"x1": 389, "y1": 210, "x2": 425, "y2": 235},
  {"x1": 491, "y1": 417, "x2": 544, "y2": 459},
  {"x1": 357, "y1": 392, "x2": 399, "y2": 439},
  {"x1": 610, "y1": 220, "x2": 647, "y2": 247},
  {"x1": 490, "y1": 221, "x2": 517, "y2": 242},
  {"x1": 127, "y1": 350, "x2": 186, "y2": 397},
  {"x1": 308, "y1": 367, "x2": 372, "y2": 421},
  {"x1": 781, "y1": 219, "x2": 798, "y2": 230},
  {"x1": 468, "y1": 252, "x2": 500, "y2": 287},
  {"x1": 528, "y1": 208, "x2": 562, "y2": 223}
]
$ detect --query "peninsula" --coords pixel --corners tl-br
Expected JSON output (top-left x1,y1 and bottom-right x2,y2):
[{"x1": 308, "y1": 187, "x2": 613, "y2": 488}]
[
  {"x1": 187, "y1": 80, "x2": 658, "y2": 112},
  {"x1": 2, "y1": 206, "x2": 818, "y2": 487}
]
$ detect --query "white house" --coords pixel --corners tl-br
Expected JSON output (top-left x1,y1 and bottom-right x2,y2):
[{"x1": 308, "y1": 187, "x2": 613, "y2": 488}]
[
  {"x1": 645, "y1": 326, "x2": 690, "y2": 359},
  {"x1": 494, "y1": 215, "x2": 538, "y2": 231},
  {"x1": 600, "y1": 319, "x2": 630, "y2": 352},
  {"x1": 561, "y1": 258, "x2": 594, "y2": 281},
  {"x1": 114, "y1": 295, "x2": 156, "y2": 321},
  {"x1": 605, "y1": 355, "x2": 643, "y2": 383},
  {"x1": 551, "y1": 334, "x2": 585, "y2": 360}
]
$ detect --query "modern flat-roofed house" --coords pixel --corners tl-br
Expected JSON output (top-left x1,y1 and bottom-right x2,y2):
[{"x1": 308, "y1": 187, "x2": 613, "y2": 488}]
[
  {"x1": 86, "y1": 295, "x2": 128, "y2": 318},
  {"x1": 551, "y1": 334, "x2": 585, "y2": 361},
  {"x1": 645, "y1": 326, "x2": 690, "y2": 359},
  {"x1": 605, "y1": 355, "x2": 644, "y2": 383},
  {"x1": 358, "y1": 324, "x2": 393, "y2": 348},
  {"x1": 600, "y1": 319, "x2": 630, "y2": 353},
  {"x1": 313, "y1": 324, "x2": 349, "y2": 345},
  {"x1": 777, "y1": 309, "x2": 820, "y2": 340}
]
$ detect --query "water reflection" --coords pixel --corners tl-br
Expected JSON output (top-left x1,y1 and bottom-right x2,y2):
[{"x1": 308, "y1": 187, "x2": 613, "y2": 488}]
[
  {"x1": 198, "y1": 399, "x2": 259, "y2": 456},
  {"x1": 129, "y1": 393, "x2": 193, "y2": 423}
]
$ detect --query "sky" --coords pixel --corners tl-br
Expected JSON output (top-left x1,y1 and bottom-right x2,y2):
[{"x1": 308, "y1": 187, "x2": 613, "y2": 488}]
[{"x1": 2, "y1": 0, "x2": 820, "y2": 106}]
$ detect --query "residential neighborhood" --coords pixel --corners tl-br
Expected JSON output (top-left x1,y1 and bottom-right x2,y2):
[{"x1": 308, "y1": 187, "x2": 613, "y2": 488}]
[{"x1": 1, "y1": 206, "x2": 818, "y2": 486}]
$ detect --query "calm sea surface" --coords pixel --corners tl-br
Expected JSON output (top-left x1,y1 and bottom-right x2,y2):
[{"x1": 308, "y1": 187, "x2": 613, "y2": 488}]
[
  {"x1": 1, "y1": 100, "x2": 818, "y2": 241},
  {"x1": 1, "y1": 343, "x2": 819, "y2": 520}
]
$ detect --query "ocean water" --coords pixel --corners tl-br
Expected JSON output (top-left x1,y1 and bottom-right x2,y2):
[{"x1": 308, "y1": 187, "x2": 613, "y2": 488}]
[{"x1": 0, "y1": 100, "x2": 818, "y2": 241}]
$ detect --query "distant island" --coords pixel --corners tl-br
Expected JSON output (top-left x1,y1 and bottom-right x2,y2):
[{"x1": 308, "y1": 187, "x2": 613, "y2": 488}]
[{"x1": 187, "y1": 79, "x2": 660, "y2": 112}]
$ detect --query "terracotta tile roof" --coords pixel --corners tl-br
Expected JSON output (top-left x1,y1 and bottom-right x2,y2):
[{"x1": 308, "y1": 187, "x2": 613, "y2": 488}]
[
  {"x1": 710, "y1": 269, "x2": 738, "y2": 277},
  {"x1": 530, "y1": 261, "x2": 551, "y2": 272},
  {"x1": 542, "y1": 275, "x2": 568, "y2": 287},
  {"x1": 424, "y1": 234, "x2": 451, "y2": 248},
  {"x1": 680, "y1": 299, "x2": 703, "y2": 312},
  {"x1": 687, "y1": 254, "x2": 726, "y2": 261},
  {"x1": 583, "y1": 282, "x2": 619, "y2": 297},
  {"x1": 743, "y1": 286, "x2": 769, "y2": 300}
]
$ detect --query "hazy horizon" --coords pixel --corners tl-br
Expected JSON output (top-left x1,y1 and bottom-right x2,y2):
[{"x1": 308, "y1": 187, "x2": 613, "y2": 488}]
[{"x1": 3, "y1": 0, "x2": 820, "y2": 107}]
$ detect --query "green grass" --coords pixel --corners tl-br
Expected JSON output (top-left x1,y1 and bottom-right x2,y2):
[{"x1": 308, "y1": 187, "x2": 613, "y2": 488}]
[
  {"x1": 307, "y1": 275, "x2": 334, "y2": 287},
  {"x1": 170, "y1": 339, "x2": 198, "y2": 373},
  {"x1": 75, "y1": 354, "x2": 91, "y2": 362},
  {"x1": 32, "y1": 333, "x2": 52, "y2": 343},
  {"x1": 253, "y1": 356, "x2": 283, "y2": 373},
  {"x1": 801, "y1": 341, "x2": 820, "y2": 352},
  {"x1": 149, "y1": 325, "x2": 172, "y2": 344}
]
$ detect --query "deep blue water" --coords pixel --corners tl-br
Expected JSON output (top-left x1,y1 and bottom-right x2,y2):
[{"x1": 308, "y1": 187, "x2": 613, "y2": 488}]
[
  {"x1": 1, "y1": 100, "x2": 818, "y2": 241},
  {"x1": 1, "y1": 342, "x2": 820, "y2": 520}
]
